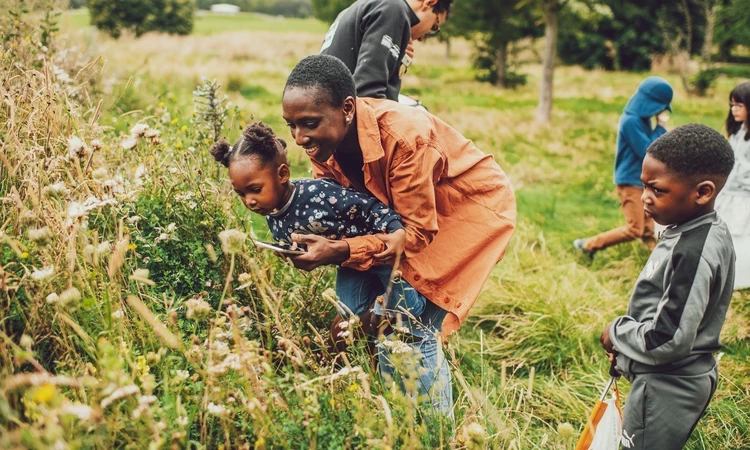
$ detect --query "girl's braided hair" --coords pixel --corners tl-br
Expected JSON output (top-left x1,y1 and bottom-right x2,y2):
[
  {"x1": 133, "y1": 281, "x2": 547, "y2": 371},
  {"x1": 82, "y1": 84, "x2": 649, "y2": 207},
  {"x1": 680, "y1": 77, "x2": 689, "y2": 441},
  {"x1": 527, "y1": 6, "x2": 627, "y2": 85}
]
[{"x1": 210, "y1": 121, "x2": 287, "y2": 168}]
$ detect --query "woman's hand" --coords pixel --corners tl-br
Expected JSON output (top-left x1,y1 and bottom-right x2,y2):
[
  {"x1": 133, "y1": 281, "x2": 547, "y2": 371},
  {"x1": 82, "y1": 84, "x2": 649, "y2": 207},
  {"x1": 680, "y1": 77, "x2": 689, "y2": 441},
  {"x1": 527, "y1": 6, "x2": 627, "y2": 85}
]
[
  {"x1": 284, "y1": 233, "x2": 350, "y2": 271},
  {"x1": 373, "y1": 228, "x2": 406, "y2": 266}
]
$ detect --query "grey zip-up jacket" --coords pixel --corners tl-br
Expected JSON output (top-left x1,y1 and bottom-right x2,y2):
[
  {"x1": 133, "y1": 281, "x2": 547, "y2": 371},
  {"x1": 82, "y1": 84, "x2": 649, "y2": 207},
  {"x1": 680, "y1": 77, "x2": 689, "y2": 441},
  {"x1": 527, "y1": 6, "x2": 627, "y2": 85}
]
[
  {"x1": 611, "y1": 211, "x2": 735, "y2": 380},
  {"x1": 320, "y1": 0, "x2": 419, "y2": 101}
]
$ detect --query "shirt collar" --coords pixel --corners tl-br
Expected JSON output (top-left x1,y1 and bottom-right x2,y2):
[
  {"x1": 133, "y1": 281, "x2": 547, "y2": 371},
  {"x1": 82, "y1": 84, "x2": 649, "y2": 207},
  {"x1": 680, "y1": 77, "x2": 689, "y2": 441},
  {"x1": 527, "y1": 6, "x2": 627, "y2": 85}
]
[
  {"x1": 404, "y1": 0, "x2": 420, "y2": 27},
  {"x1": 663, "y1": 211, "x2": 718, "y2": 237},
  {"x1": 269, "y1": 183, "x2": 297, "y2": 218}
]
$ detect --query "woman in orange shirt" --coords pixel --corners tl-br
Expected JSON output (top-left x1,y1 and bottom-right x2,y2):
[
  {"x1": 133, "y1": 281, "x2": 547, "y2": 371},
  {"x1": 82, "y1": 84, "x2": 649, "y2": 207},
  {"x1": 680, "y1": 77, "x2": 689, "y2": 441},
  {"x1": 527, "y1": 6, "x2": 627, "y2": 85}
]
[{"x1": 281, "y1": 55, "x2": 516, "y2": 417}]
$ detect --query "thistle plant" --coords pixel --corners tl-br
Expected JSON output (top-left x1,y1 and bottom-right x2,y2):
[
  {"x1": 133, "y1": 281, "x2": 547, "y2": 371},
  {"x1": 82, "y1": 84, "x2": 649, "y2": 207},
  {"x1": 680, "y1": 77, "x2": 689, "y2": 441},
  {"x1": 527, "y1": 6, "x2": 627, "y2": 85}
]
[{"x1": 191, "y1": 77, "x2": 230, "y2": 149}]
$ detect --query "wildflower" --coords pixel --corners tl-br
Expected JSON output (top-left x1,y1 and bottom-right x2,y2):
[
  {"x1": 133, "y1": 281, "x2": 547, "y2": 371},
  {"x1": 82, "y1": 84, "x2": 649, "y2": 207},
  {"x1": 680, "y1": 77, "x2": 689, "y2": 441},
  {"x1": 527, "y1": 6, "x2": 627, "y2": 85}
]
[
  {"x1": 170, "y1": 118, "x2": 179, "y2": 125},
  {"x1": 180, "y1": 125, "x2": 188, "y2": 132},
  {"x1": 92, "y1": 167, "x2": 108, "y2": 181},
  {"x1": 134, "y1": 164, "x2": 147, "y2": 184},
  {"x1": 33, "y1": 383, "x2": 56, "y2": 404},
  {"x1": 27, "y1": 226, "x2": 52, "y2": 244},
  {"x1": 130, "y1": 123, "x2": 150, "y2": 138},
  {"x1": 175, "y1": 141, "x2": 183, "y2": 149},
  {"x1": 42, "y1": 181, "x2": 68, "y2": 198},
  {"x1": 31, "y1": 266, "x2": 54, "y2": 282},
  {"x1": 177, "y1": 416, "x2": 189, "y2": 427},
  {"x1": 218, "y1": 229, "x2": 246, "y2": 254},
  {"x1": 139, "y1": 395, "x2": 157, "y2": 406},
  {"x1": 205, "y1": 243, "x2": 217, "y2": 262},
  {"x1": 67, "y1": 136, "x2": 87, "y2": 159},
  {"x1": 557, "y1": 422, "x2": 575, "y2": 440},
  {"x1": 83, "y1": 244, "x2": 95, "y2": 263},
  {"x1": 91, "y1": 139, "x2": 103, "y2": 151},
  {"x1": 112, "y1": 310, "x2": 124, "y2": 319},
  {"x1": 61, "y1": 403, "x2": 93, "y2": 421},
  {"x1": 46, "y1": 293, "x2": 59, "y2": 304},
  {"x1": 67, "y1": 202, "x2": 87, "y2": 219},
  {"x1": 58, "y1": 287, "x2": 82, "y2": 308},
  {"x1": 207, "y1": 402, "x2": 226, "y2": 416},
  {"x1": 464, "y1": 422, "x2": 486, "y2": 446},
  {"x1": 185, "y1": 295, "x2": 211, "y2": 319},
  {"x1": 121, "y1": 137, "x2": 137, "y2": 150},
  {"x1": 126, "y1": 216, "x2": 141, "y2": 224},
  {"x1": 377, "y1": 338, "x2": 412, "y2": 355},
  {"x1": 129, "y1": 268, "x2": 155, "y2": 285},
  {"x1": 96, "y1": 241, "x2": 111, "y2": 257},
  {"x1": 173, "y1": 370, "x2": 189, "y2": 383},
  {"x1": 20, "y1": 334, "x2": 33, "y2": 349}
]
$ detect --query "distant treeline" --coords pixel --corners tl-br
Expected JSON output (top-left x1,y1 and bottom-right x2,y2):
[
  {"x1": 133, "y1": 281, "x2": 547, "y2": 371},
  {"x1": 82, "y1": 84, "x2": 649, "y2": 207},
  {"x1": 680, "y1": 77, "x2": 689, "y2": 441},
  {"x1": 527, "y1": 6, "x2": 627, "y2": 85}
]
[{"x1": 70, "y1": 0, "x2": 314, "y2": 18}]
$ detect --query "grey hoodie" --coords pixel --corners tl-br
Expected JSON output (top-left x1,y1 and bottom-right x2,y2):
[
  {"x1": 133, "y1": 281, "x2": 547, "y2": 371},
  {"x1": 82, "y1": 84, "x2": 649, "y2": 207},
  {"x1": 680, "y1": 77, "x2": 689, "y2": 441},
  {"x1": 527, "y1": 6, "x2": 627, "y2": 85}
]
[{"x1": 611, "y1": 211, "x2": 735, "y2": 380}]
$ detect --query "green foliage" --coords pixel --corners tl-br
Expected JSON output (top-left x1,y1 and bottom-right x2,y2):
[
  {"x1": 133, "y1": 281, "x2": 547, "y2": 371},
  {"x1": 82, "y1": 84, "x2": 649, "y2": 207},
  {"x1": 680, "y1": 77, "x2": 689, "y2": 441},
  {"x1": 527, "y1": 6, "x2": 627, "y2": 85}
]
[
  {"x1": 715, "y1": 0, "x2": 750, "y2": 61},
  {"x1": 192, "y1": 77, "x2": 231, "y2": 145},
  {"x1": 310, "y1": 0, "x2": 353, "y2": 23},
  {"x1": 691, "y1": 68, "x2": 719, "y2": 96},
  {"x1": 88, "y1": 0, "x2": 195, "y2": 38},
  {"x1": 195, "y1": 0, "x2": 313, "y2": 17},
  {"x1": 559, "y1": 0, "x2": 707, "y2": 71}
]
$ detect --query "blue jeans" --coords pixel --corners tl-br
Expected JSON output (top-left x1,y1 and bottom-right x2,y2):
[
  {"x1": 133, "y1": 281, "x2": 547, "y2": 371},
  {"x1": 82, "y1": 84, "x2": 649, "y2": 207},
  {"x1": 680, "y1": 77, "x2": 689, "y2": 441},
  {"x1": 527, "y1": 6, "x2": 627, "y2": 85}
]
[
  {"x1": 335, "y1": 265, "x2": 426, "y2": 322},
  {"x1": 335, "y1": 266, "x2": 453, "y2": 418}
]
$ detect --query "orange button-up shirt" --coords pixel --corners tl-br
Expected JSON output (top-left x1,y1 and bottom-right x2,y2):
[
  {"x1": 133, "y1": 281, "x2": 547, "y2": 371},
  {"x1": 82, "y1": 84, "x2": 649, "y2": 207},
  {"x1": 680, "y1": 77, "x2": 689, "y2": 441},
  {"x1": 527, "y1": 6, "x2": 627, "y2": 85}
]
[{"x1": 311, "y1": 97, "x2": 516, "y2": 334}]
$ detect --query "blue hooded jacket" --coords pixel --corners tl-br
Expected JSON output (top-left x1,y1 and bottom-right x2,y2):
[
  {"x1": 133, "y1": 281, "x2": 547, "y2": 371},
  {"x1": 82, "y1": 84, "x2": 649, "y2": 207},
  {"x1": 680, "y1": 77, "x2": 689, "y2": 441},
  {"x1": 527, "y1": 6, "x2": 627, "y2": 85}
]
[{"x1": 614, "y1": 76, "x2": 673, "y2": 186}]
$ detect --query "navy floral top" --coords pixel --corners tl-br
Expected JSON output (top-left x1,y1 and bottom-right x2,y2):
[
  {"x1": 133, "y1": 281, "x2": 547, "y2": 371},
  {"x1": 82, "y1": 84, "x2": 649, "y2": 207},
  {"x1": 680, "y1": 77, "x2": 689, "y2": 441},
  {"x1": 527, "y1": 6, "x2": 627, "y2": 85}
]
[{"x1": 267, "y1": 179, "x2": 403, "y2": 244}]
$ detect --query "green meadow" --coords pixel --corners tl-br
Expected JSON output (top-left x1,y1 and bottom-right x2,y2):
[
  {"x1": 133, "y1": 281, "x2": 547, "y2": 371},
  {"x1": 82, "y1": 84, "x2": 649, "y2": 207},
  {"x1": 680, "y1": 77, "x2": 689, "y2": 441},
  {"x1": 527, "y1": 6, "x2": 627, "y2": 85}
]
[{"x1": 1, "y1": 9, "x2": 748, "y2": 449}]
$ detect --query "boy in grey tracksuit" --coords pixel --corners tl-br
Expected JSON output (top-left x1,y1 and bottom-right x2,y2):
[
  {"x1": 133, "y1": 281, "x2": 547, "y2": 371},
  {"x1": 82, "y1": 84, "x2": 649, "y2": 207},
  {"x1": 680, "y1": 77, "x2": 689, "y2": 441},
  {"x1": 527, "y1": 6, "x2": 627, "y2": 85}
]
[{"x1": 600, "y1": 124, "x2": 736, "y2": 450}]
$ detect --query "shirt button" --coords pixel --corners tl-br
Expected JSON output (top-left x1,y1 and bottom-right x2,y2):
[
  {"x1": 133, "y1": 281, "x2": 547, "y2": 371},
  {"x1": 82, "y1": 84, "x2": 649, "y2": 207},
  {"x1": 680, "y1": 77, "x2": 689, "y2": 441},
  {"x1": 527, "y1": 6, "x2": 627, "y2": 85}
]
[
  {"x1": 413, "y1": 274, "x2": 421, "y2": 281},
  {"x1": 443, "y1": 297, "x2": 450, "y2": 304}
]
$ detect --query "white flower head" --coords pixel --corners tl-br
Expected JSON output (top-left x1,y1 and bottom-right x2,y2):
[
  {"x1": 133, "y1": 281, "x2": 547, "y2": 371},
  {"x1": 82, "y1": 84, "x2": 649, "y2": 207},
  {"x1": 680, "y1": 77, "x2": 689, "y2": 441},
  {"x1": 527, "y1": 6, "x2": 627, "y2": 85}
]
[
  {"x1": 31, "y1": 266, "x2": 55, "y2": 282},
  {"x1": 43, "y1": 182, "x2": 69, "y2": 198},
  {"x1": 61, "y1": 403, "x2": 93, "y2": 421},
  {"x1": 92, "y1": 167, "x2": 108, "y2": 182},
  {"x1": 218, "y1": 229, "x2": 247, "y2": 254},
  {"x1": 46, "y1": 292, "x2": 60, "y2": 304},
  {"x1": 130, "y1": 123, "x2": 150, "y2": 138},
  {"x1": 58, "y1": 287, "x2": 82, "y2": 308},
  {"x1": 121, "y1": 137, "x2": 138, "y2": 150},
  {"x1": 28, "y1": 226, "x2": 52, "y2": 244},
  {"x1": 112, "y1": 309, "x2": 124, "y2": 319},
  {"x1": 67, "y1": 135, "x2": 87, "y2": 159},
  {"x1": 206, "y1": 402, "x2": 226, "y2": 416}
]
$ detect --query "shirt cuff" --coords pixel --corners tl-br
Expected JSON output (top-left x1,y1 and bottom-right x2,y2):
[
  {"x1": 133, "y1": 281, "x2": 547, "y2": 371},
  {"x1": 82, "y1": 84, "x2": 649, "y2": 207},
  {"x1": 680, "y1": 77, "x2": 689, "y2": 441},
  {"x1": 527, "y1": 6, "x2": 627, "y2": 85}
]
[{"x1": 342, "y1": 235, "x2": 386, "y2": 271}]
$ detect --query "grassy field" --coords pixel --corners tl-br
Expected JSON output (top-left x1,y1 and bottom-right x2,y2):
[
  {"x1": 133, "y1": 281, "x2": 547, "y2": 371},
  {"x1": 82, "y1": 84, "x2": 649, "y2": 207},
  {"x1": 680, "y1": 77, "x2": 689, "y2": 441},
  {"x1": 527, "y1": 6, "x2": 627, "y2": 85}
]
[{"x1": 2, "y1": 7, "x2": 749, "y2": 449}]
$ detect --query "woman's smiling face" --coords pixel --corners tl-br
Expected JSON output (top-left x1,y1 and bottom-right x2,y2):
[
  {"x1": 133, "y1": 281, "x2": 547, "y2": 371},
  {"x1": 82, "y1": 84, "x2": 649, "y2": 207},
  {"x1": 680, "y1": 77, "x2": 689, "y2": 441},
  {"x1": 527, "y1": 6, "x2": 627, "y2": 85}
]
[{"x1": 281, "y1": 86, "x2": 355, "y2": 164}]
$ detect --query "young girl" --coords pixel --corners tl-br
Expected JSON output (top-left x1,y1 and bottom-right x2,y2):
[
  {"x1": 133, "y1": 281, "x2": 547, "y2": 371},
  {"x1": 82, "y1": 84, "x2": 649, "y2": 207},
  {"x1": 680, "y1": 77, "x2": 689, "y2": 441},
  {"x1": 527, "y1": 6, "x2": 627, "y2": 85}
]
[
  {"x1": 716, "y1": 82, "x2": 750, "y2": 290},
  {"x1": 210, "y1": 121, "x2": 425, "y2": 336}
]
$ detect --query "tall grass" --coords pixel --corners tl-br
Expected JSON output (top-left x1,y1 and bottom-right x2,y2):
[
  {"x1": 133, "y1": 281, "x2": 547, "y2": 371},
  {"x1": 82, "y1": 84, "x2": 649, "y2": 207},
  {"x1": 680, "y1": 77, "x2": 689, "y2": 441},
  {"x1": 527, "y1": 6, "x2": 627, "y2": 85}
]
[{"x1": 1, "y1": 5, "x2": 749, "y2": 449}]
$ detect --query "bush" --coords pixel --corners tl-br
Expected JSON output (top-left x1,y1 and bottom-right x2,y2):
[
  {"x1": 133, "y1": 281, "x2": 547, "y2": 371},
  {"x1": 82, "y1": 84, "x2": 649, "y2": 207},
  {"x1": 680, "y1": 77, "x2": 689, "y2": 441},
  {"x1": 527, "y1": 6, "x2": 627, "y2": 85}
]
[
  {"x1": 691, "y1": 68, "x2": 718, "y2": 97},
  {"x1": 89, "y1": 0, "x2": 194, "y2": 38}
]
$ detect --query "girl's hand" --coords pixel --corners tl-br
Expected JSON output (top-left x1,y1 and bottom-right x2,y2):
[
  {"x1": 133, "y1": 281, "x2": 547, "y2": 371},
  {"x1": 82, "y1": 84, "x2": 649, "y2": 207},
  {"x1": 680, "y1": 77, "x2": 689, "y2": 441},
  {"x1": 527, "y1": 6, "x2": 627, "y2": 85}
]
[
  {"x1": 284, "y1": 233, "x2": 350, "y2": 271},
  {"x1": 373, "y1": 228, "x2": 405, "y2": 266}
]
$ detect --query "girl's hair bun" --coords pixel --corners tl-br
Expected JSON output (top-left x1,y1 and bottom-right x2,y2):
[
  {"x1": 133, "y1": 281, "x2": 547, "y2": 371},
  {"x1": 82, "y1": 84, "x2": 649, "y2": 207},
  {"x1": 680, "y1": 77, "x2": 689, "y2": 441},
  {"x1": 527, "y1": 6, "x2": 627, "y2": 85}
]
[{"x1": 210, "y1": 138, "x2": 233, "y2": 168}]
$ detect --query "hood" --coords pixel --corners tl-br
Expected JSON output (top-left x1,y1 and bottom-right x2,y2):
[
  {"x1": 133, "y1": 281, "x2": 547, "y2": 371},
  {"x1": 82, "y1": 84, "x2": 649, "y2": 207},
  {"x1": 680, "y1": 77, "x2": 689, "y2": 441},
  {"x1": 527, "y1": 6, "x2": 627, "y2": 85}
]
[{"x1": 623, "y1": 76, "x2": 673, "y2": 118}]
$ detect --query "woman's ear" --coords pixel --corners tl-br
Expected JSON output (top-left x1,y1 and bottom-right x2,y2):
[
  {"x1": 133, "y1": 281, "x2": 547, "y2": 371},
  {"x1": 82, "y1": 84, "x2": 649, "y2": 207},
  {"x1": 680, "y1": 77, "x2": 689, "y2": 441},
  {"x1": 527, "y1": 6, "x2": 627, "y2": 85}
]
[
  {"x1": 695, "y1": 180, "x2": 716, "y2": 205},
  {"x1": 278, "y1": 164, "x2": 291, "y2": 184}
]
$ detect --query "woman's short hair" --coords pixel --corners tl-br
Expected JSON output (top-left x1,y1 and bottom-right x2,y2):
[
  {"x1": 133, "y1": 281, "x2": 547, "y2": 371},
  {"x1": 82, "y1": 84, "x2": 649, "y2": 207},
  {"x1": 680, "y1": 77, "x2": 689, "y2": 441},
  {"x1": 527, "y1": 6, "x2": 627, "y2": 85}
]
[{"x1": 284, "y1": 54, "x2": 356, "y2": 107}]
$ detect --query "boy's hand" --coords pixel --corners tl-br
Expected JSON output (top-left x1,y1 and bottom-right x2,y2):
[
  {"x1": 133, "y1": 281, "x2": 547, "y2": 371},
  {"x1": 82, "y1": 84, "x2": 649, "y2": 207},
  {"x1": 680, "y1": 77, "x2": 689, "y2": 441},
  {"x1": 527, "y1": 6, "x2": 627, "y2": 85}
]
[
  {"x1": 374, "y1": 228, "x2": 405, "y2": 266},
  {"x1": 284, "y1": 234, "x2": 350, "y2": 271},
  {"x1": 656, "y1": 111, "x2": 670, "y2": 127},
  {"x1": 600, "y1": 320, "x2": 616, "y2": 353}
]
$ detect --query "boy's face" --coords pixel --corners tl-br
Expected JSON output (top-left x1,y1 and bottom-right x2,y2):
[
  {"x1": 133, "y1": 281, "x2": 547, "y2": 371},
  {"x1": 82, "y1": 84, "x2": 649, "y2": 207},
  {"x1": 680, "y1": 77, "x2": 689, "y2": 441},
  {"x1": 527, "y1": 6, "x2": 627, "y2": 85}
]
[
  {"x1": 640, "y1": 154, "x2": 700, "y2": 226},
  {"x1": 229, "y1": 156, "x2": 289, "y2": 216},
  {"x1": 282, "y1": 86, "x2": 354, "y2": 164}
]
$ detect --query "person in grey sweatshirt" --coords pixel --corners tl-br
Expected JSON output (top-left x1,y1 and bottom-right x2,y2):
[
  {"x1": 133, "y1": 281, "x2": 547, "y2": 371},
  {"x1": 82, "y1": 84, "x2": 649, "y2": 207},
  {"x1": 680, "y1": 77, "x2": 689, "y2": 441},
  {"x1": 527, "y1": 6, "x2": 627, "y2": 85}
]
[
  {"x1": 319, "y1": 0, "x2": 452, "y2": 101},
  {"x1": 600, "y1": 124, "x2": 736, "y2": 450}
]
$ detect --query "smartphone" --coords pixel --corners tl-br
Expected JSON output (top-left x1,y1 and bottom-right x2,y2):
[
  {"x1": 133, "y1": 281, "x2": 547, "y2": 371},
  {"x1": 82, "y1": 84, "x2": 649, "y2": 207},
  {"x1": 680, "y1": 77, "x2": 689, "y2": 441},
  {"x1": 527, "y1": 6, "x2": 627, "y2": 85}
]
[{"x1": 253, "y1": 240, "x2": 307, "y2": 256}]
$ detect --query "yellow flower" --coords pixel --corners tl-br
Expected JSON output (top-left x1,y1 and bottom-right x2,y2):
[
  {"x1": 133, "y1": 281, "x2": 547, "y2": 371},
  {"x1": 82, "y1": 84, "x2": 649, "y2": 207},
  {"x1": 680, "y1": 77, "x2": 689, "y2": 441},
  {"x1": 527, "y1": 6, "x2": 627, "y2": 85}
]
[
  {"x1": 240, "y1": 111, "x2": 245, "y2": 117},
  {"x1": 180, "y1": 125, "x2": 188, "y2": 132},
  {"x1": 203, "y1": 138, "x2": 211, "y2": 145},
  {"x1": 329, "y1": 398, "x2": 335, "y2": 407},
  {"x1": 175, "y1": 142, "x2": 183, "y2": 149},
  {"x1": 127, "y1": 243, "x2": 137, "y2": 251},
  {"x1": 158, "y1": 102, "x2": 165, "y2": 108},
  {"x1": 347, "y1": 383, "x2": 358, "y2": 392},
  {"x1": 33, "y1": 383, "x2": 56, "y2": 404},
  {"x1": 20, "y1": 252, "x2": 29, "y2": 259},
  {"x1": 171, "y1": 118, "x2": 179, "y2": 125},
  {"x1": 240, "y1": 120, "x2": 246, "y2": 127}
]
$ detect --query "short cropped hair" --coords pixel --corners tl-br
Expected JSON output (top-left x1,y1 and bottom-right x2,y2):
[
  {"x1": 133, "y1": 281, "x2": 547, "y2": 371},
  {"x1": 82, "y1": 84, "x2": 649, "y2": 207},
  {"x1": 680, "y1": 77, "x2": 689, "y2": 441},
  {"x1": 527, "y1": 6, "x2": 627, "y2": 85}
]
[
  {"x1": 434, "y1": 0, "x2": 454, "y2": 15},
  {"x1": 284, "y1": 54, "x2": 356, "y2": 107},
  {"x1": 647, "y1": 123, "x2": 734, "y2": 180}
]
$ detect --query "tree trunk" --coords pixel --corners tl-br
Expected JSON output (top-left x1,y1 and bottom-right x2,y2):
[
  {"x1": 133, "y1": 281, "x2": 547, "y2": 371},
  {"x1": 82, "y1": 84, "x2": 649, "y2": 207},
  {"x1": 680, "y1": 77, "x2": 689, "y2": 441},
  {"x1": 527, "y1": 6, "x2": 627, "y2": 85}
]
[
  {"x1": 445, "y1": 38, "x2": 451, "y2": 61},
  {"x1": 494, "y1": 42, "x2": 508, "y2": 89},
  {"x1": 537, "y1": 2, "x2": 560, "y2": 124},
  {"x1": 701, "y1": 1, "x2": 718, "y2": 65}
]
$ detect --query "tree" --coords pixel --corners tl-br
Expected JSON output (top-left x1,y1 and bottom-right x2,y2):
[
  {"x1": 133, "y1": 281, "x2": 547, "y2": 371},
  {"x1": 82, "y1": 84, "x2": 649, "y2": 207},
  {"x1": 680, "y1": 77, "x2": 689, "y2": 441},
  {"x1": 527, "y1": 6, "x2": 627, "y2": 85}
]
[
  {"x1": 89, "y1": 0, "x2": 194, "y2": 38},
  {"x1": 311, "y1": 0, "x2": 353, "y2": 23},
  {"x1": 535, "y1": 0, "x2": 611, "y2": 124},
  {"x1": 449, "y1": 0, "x2": 541, "y2": 88},
  {"x1": 715, "y1": 0, "x2": 750, "y2": 61}
]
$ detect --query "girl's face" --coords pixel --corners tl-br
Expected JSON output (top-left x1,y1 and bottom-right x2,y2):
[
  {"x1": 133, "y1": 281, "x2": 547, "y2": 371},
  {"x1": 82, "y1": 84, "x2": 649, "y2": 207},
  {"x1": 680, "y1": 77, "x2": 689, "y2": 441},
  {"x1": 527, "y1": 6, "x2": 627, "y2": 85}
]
[
  {"x1": 282, "y1": 86, "x2": 355, "y2": 164},
  {"x1": 730, "y1": 97, "x2": 747, "y2": 124},
  {"x1": 229, "y1": 156, "x2": 290, "y2": 216}
]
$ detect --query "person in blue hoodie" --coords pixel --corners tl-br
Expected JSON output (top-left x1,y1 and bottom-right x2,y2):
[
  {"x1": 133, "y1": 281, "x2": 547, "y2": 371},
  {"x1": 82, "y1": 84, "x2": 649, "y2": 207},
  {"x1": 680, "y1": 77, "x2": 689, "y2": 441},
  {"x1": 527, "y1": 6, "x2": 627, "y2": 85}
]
[{"x1": 575, "y1": 76, "x2": 673, "y2": 257}]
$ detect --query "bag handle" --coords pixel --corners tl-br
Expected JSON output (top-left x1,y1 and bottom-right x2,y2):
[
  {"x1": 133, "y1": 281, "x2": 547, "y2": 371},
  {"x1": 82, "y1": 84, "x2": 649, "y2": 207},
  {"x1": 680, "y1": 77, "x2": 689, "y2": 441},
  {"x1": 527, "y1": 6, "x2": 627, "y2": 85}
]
[{"x1": 599, "y1": 361, "x2": 620, "y2": 401}]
